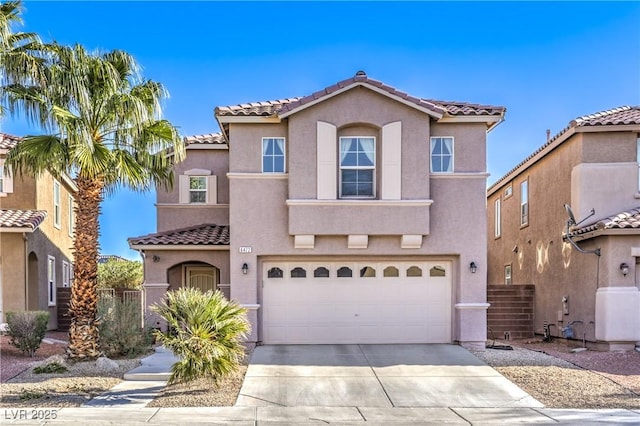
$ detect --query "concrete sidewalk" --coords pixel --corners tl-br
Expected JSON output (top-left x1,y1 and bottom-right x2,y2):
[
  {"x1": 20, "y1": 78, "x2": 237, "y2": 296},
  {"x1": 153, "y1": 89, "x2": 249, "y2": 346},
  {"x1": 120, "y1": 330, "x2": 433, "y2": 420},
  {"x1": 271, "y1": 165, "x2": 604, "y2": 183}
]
[
  {"x1": 82, "y1": 346, "x2": 177, "y2": 408},
  {"x1": 2, "y1": 406, "x2": 639, "y2": 424}
]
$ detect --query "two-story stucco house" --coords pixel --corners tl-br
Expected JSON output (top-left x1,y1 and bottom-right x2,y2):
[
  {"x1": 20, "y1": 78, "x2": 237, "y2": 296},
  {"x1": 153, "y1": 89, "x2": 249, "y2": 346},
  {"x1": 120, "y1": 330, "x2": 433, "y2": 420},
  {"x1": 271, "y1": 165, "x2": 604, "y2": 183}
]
[
  {"x1": 487, "y1": 106, "x2": 640, "y2": 351},
  {"x1": 0, "y1": 133, "x2": 77, "y2": 329},
  {"x1": 130, "y1": 72, "x2": 505, "y2": 348}
]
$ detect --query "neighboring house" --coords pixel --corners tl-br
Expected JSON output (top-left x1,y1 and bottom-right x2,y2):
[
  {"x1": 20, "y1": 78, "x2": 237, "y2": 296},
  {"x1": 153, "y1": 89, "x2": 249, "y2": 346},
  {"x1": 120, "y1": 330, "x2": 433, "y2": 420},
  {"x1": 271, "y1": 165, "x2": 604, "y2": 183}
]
[
  {"x1": 0, "y1": 133, "x2": 77, "y2": 330},
  {"x1": 130, "y1": 72, "x2": 505, "y2": 348},
  {"x1": 487, "y1": 106, "x2": 640, "y2": 350},
  {"x1": 98, "y1": 254, "x2": 128, "y2": 264}
]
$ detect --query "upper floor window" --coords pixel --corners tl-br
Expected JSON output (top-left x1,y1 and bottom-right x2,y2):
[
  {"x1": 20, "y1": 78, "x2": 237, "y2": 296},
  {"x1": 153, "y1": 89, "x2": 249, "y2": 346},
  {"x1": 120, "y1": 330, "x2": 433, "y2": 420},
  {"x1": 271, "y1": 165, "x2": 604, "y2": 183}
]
[
  {"x1": 495, "y1": 198, "x2": 501, "y2": 238},
  {"x1": 520, "y1": 179, "x2": 529, "y2": 226},
  {"x1": 637, "y1": 138, "x2": 640, "y2": 192},
  {"x1": 430, "y1": 137, "x2": 454, "y2": 173},
  {"x1": 179, "y1": 169, "x2": 217, "y2": 205},
  {"x1": 189, "y1": 176, "x2": 207, "y2": 203},
  {"x1": 504, "y1": 185, "x2": 513, "y2": 198},
  {"x1": 0, "y1": 163, "x2": 4, "y2": 193},
  {"x1": 262, "y1": 137, "x2": 285, "y2": 173},
  {"x1": 340, "y1": 137, "x2": 375, "y2": 198},
  {"x1": 53, "y1": 180, "x2": 61, "y2": 229}
]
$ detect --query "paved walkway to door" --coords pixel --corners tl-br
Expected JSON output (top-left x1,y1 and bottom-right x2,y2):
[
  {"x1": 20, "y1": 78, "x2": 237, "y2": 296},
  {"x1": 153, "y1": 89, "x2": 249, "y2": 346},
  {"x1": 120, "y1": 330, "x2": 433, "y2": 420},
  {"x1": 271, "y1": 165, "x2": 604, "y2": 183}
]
[{"x1": 235, "y1": 344, "x2": 543, "y2": 408}]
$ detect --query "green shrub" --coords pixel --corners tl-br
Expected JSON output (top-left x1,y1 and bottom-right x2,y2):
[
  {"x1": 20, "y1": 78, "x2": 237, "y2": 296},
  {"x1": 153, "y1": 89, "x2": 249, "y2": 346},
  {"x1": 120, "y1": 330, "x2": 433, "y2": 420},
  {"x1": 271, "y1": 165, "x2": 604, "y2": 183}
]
[
  {"x1": 97, "y1": 296, "x2": 153, "y2": 358},
  {"x1": 6, "y1": 311, "x2": 50, "y2": 357},
  {"x1": 151, "y1": 287, "x2": 250, "y2": 385},
  {"x1": 97, "y1": 259, "x2": 143, "y2": 289},
  {"x1": 33, "y1": 362, "x2": 68, "y2": 374}
]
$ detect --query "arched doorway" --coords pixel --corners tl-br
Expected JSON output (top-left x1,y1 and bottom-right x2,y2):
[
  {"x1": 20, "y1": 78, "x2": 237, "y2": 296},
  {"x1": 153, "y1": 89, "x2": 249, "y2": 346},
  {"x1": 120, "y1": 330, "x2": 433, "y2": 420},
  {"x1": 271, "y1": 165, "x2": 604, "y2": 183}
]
[
  {"x1": 166, "y1": 261, "x2": 220, "y2": 293},
  {"x1": 27, "y1": 252, "x2": 39, "y2": 310}
]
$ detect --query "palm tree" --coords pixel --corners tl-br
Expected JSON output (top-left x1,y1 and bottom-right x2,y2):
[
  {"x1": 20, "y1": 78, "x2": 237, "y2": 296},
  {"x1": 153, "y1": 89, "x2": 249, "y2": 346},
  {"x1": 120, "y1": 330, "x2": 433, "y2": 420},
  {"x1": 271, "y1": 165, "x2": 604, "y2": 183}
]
[
  {"x1": 0, "y1": 0, "x2": 46, "y2": 116},
  {"x1": 5, "y1": 43, "x2": 185, "y2": 359}
]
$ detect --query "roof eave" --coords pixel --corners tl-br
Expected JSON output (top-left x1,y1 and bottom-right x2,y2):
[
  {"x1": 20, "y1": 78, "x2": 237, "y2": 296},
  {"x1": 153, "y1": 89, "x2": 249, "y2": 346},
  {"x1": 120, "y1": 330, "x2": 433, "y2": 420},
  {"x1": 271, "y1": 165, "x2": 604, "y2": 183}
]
[
  {"x1": 0, "y1": 226, "x2": 37, "y2": 233},
  {"x1": 128, "y1": 244, "x2": 230, "y2": 251}
]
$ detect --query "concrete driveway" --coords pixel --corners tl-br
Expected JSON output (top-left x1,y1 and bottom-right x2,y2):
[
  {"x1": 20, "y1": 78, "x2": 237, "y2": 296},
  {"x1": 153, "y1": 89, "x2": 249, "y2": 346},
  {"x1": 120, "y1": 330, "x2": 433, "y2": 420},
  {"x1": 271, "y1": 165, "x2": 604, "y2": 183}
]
[{"x1": 235, "y1": 344, "x2": 542, "y2": 408}]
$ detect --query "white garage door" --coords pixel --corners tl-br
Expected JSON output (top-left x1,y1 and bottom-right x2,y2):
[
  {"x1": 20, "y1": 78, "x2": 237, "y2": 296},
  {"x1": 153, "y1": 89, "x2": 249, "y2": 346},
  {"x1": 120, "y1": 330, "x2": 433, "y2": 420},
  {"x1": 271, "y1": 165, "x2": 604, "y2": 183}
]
[{"x1": 262, "y1": 261, "x2": 452, "y2": 344}]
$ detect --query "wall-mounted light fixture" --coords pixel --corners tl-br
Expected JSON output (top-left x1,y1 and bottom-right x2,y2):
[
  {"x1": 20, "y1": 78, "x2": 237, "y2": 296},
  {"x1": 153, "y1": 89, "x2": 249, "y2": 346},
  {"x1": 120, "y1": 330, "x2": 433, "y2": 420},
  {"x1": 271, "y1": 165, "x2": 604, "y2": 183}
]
[
  {"x1": 470, "y1": 262, "x2": 477, "y2": 274},
  {"x1": 242, "y1": 262, "x2": 249, "y2": 275},
  {"x1": 152, "y1": 255, "x2": 160, "y2": 263},
  {"x1": 620, "y1": 262, "x2": 629, "y2": 277}
]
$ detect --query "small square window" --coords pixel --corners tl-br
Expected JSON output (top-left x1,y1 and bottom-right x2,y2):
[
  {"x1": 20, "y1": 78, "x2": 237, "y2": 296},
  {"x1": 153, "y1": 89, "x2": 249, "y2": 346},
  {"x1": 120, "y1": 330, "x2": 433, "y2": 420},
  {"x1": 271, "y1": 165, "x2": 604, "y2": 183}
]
[{"x1": 189, "y1": 176, "x2": 207, "y2": 203}]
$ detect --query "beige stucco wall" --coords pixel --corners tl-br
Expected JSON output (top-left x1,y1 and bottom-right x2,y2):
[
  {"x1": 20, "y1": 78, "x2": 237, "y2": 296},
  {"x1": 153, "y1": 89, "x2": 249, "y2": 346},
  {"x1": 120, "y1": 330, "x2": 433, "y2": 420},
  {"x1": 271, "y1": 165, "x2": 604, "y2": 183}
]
[
  {"x1": 156, "y1": 146, "x2": 230, "y2": 232},
  {"x1": 227, "y1": 87, "x2": 492, "y2": 346},
  {"x1": 0, "y1": 168, "x2": 74, "y2": 329},
  {"x1": 487, "y1": 128, "x2": 640, "y2": 346}
]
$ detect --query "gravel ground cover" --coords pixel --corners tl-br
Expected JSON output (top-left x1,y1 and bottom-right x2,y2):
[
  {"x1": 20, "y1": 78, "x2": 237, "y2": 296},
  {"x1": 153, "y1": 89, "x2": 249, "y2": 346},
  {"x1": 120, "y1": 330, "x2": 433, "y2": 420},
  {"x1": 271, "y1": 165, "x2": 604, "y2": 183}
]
[
  {"x1": 1, "y1": 332, "x2": 142, "y2": 407},
  {"x1": 471, "y1": 339, "x2": 640, "y2": 409}
]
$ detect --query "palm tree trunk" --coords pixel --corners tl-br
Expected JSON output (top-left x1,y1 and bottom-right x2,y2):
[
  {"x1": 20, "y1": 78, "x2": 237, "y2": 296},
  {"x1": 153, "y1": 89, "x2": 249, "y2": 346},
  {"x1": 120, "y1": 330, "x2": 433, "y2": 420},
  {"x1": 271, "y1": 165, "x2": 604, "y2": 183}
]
[{"x1": 66, "y1": 175, "x2": 104, "y2": 359}]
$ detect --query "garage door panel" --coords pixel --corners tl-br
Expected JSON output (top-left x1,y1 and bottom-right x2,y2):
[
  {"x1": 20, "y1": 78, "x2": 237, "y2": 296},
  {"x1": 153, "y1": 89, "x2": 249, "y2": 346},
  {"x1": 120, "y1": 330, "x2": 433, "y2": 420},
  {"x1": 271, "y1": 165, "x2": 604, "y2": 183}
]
[{"x1": 263, "y1": 261, "x2": 452, "y2": 344}]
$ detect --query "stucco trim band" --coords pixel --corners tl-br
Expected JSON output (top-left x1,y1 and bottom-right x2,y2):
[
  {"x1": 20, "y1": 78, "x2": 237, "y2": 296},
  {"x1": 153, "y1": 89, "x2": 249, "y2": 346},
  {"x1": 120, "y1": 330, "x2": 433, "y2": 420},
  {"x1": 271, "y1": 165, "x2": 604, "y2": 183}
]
[
  {"x1": 430, "y1": 172, "x2": 490, "y2": 179},
  {"x1": 142, "y1": 282, "x2": 170, "y2": 289},
  {"x1": 286, "y1": 199, "x2": 433, "y2": 207},
  {"x1": 227, "y1": 173, "x2": 289, "y2": 180},
  {"x1": 241, "y1": 304, "x2": 260, "y2": 310},
  {"x1": 454, "y1": 303, "x2": 491, "y2": 310},
  {"x1": 156, "y1": 203, "x2": 229, "y2": 209}
]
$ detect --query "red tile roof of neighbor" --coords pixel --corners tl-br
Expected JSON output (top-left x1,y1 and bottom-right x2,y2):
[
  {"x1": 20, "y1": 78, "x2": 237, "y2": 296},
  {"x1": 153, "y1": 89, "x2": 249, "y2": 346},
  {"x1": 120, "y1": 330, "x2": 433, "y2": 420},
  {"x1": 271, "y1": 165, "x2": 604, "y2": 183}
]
[
  {"x1": 489, "y1": 106, "x2": 640, "y2": 192},
  {"x1": 0, "y1": 133, "x2": 21, "y2": 150},
  {"x1": 571, "y1": 207, "x2": 640, "y2": 237},
  {"x1": 128, "y1": 224, "x2": 230, "y2": 246},
  {"x1": 0, "y1": 209, "x2": 47, "y2": 230},
  {"x1": 184, "y1": 133, "x2": 226, "y2": 145},
  {"x1": 215, "y1": 71, "x2": 505, "y2": 118}
]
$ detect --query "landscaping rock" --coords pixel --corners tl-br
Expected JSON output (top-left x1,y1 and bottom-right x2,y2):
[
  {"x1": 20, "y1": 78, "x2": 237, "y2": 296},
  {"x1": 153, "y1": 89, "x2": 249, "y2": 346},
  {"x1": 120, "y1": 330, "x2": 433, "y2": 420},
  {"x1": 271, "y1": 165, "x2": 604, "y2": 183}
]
[{"x1": 95, "y1": 356, "x2": 119, "y2": 372}]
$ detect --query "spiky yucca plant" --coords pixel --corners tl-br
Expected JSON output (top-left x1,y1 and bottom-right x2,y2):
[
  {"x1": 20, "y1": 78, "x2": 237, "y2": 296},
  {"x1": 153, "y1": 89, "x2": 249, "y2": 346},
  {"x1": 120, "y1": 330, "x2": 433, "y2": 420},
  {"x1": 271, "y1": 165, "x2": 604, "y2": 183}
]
[{"x1": 151, "y1": 288, "x2": 250, "y2": 385}]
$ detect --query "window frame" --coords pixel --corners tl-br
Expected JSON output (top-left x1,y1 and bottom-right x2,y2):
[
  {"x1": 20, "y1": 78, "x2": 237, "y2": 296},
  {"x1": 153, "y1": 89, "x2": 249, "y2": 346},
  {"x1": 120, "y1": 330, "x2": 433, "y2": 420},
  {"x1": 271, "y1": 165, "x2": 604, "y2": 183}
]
[
  {"x1": 48, "y1": 256, "x2": 56, "y2": 306},
  {"x1": 637, "y1": 138, "x2": 640, "y2": 192},
  {"x1": 520, "y1": 179, "x2": 529, "y2": 227},
  {"x1": 62, "y1": 260, "x2": 70, "y2": 288},
  {"x1": 53, "y1": 180, "x2": 61, "y2": 229},
  {"x1": 504, "y1": 264, "x2": 512, "y2": 285},
  {"x1": 189, "y1": 176, "x2": 208, "y2": 203},
  {"x1": 262, "y1": 137, "x2": 286, "y2": 173},
  {"x1": 68, "y1": 194, "x2": 74, "y2": 237},
  {"x1": 339, "y1": 136, "x2": 376, "y2": 198},
  {"x1": 430, "y1": 136, "x2": 454, "y2": 173},
  {"x1": 0, "y1": 162, "x2": 4, "y2": 193},
  {"x1": 494, "y1": 197, "x2": 501, "y2": 238}
]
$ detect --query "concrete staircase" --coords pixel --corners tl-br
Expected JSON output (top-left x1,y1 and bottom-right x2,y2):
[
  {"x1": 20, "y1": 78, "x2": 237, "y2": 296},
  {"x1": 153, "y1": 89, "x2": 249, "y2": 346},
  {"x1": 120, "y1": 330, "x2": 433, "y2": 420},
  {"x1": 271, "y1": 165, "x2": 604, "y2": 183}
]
[{"x1": 487, "y1": 285, "x2": 535, "y2": 340}]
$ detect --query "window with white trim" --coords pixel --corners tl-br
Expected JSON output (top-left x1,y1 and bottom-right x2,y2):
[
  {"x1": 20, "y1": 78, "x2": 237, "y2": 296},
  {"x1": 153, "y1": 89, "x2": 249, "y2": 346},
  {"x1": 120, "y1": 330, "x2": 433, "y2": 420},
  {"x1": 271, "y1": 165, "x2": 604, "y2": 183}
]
[
  {"x1": 53, "y1": 180, "x2": 61, "y2": 229},
  {"x1": 62, "y1": 260, "x2": 70, "y2": 287},
  {"x1": 495, "y1": 198, "x2": 501, "y2": 238},
  {"x1": 339, "y1": 137, "x2": 375, "y2": 197},
  {"x1": 48, "y1": 256, "x2": 56, "y2": 306},
  {"x1": 0, "y1": 160, "x2": 13, "y2": 194},
  {"x1": 430, "y1": 137, "x2": 454, "y2": 173},
  {"x1": 68, "y1": 194, "x2": 74, "y2": 237},
  {"x1": 505, "y1": 264, "x2": 512, "y2": 285},
  {"x1": 262, "y1": 137, "x2": 285, "y2": 173},
  {"x1": 189, "y1": 176, "x2": 207, "y2": 203},
  {"x1": 520, "y1": 179, "x2": 529, "y2": 226}
]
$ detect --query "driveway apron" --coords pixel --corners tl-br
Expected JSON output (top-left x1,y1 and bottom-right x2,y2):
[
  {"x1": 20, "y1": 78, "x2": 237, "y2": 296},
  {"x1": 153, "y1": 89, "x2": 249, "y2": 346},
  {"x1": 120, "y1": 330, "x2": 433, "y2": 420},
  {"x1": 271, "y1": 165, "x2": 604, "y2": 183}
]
[{"x1": 235, "y1": 344, "x2": 542, "y2": 408}]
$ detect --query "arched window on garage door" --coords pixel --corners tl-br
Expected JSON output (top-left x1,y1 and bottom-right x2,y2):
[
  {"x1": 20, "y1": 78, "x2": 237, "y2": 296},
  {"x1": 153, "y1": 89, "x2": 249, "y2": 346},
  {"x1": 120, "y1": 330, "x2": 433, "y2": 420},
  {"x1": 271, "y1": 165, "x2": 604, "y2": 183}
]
[
  {"x1": 267, "y1": 267, "x2": 283, "y2": 278},
  {"x1": 406, "y1": 266, "x2": 422, "y2": 277},
  {"x1": 314, "y1": 267, "x2": 330, "y2": 278},
  {"x1": 430, "y1": 266, "x2": 446, "y2": 277},
  {"x1": 337, "y1": 267, "x2": 352, "y2": 277},
  {"x1": 360, "y1": 266, "x2": 376, "y2": 277},
  {"x1": 291, "y1": 267, "x2": 307, "y2": 278},
  {"x1": 383, "y1": 266, "x2": 399, "y2": 277}
]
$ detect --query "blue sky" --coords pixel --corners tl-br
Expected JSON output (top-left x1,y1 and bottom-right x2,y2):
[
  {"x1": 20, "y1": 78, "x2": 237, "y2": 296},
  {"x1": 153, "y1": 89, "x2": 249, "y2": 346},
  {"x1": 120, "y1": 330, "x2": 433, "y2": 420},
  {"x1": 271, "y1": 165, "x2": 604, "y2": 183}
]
[{"x1": 2, "y1": 1, "x2": 639, "y2": 259}]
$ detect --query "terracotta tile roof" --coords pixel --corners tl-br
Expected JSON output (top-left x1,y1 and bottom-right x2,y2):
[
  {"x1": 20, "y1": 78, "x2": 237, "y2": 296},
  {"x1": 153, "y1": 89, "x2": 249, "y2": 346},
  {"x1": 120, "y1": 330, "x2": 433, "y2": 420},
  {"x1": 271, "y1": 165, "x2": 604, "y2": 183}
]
[
  {"x1": 489, "y1": 106, "x2": 640, "y2": 192},
  {"x1": 128, "y1": 224, "x2": 229, "y2": 246},
  {"x1": 215, "y1": 72, "x2": 505, "y2": 118},
  {"x1": 0, "y1": 209, "x2": 47, "y2": 230},
  {"x1": 571, "y1": 207, "x2": 640, "y2": 236},
  {"x1": 0, "y1": 133, "x2": 21, "y2": 150},
  {"x1": 184, "y1": 133, "x2": 226, "y2": 145}
]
